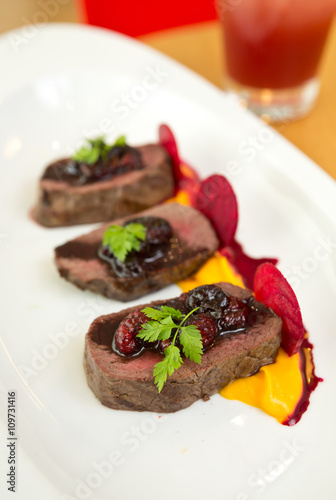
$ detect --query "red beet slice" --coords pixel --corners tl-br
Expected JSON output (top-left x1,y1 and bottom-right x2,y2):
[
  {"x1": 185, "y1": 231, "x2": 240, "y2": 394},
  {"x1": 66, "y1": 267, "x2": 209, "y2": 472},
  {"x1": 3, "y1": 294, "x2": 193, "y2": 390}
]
[
  {"x1": 159, "y1": 124, "x2": 183, "y2": 184},
  {"x1": 159, "y1": 124, "x2": 201, "y2": 194},
  {"x1": 254, "y1": 263, "x2": 305, "y2": 356},
  {"x1": 192, "y1": 175, "x2": 238, "y2": 247},
  {"x1": 220, "y1": 241, "x2": 277, "y2": 290}
]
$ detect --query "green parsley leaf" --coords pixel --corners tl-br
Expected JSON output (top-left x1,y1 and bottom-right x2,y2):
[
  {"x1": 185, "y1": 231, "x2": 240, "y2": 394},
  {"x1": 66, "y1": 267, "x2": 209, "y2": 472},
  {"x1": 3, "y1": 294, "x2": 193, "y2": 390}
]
[
  {"x1": 141, "y1": 306, "x2": 182, "y2": 322},
  {"x1": 161, "y1": 306, "x2": 183, "y2": 319},
  {"x1": 153, "y1": 345, "x2": 182, "y2": 392},
  {"x1": 72, "y1": 145, "x2": 100, "y2": 165},
  {"x1": 137, "y1": 316, "x2": 177, "y2": 342},
  {"x1": 138, "y1": 305, "x2": 202, "y2": 392},
  {"x1": 140, "y1": 307, "x2": 167, "y2": 321},
  {"x1": 72, "y1": 135, "x2": 128, "y2": 165},
  {"x1": 114, "y1": 135, "x2": 127, "y2": 146},
  {"x1": 88, "y1": 136, "x2": 111, "y2": 162},
  {"x1": 179, "y1": 325, "x2": 203, "y2": 364},
  {"x1": 126, "y1": 223, "x2": 147, "y2": 241},
  {"x1": 72, "y1": 136, "x2": 108, "y2": 165},
  {"x1": 102, "y1": 223, "x2": 146, "y2": 262},
  {"x1": 87, "y1": 136, "x2": 105, "y2": 147}
]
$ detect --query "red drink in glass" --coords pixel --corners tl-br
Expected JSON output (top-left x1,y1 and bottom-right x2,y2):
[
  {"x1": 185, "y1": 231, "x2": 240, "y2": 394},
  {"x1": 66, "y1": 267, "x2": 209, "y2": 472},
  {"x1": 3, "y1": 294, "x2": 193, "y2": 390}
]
[{"x1": 218, "y1": 0, "x2": 336, "y2": 121}]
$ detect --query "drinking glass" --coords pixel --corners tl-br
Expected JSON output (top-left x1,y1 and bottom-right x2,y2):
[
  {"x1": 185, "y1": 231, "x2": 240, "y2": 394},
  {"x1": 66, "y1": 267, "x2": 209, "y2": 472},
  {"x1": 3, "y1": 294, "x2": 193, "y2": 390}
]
[{"x1": 217, "y1": 0, "x2": 336, "y2": 121}]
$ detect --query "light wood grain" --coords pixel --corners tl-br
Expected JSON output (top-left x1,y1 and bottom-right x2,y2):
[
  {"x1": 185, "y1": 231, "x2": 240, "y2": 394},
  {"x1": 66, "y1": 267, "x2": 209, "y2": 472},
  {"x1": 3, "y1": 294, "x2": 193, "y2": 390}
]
[{"x1": 0, "y1": 0, "x2": 78, "y2": 32}]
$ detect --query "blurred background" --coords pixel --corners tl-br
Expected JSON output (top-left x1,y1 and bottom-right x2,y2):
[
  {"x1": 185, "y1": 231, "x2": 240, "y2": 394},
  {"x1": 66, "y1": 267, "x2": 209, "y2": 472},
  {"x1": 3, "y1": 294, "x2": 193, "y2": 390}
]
[{"x1": 1, "y1": 0, "x2": 336, "y2": 179}]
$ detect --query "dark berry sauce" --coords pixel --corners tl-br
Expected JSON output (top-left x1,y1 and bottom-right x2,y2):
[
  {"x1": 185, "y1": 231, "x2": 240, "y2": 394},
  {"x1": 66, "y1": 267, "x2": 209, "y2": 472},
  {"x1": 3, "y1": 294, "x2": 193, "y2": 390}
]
[
  {"x1": 112, "y1": 285, "x2": 260, "y2": 357},
  {"x1": 42, "y1": 145, "x2": 144, "y2": 186},
  {"x1": 98, "y1": 216, "x2": 186, "y2": 279}
]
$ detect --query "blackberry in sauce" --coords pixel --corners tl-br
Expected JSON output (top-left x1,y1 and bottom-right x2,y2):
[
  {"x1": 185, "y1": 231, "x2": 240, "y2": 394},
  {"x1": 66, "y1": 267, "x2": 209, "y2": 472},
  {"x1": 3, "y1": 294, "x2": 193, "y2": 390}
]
[
  {"x1": 112, "y1": 285, "x2": 259, "y2": 358},
  {"x1": 186, "y1": 284, "x2": 229, "y2": 319}
]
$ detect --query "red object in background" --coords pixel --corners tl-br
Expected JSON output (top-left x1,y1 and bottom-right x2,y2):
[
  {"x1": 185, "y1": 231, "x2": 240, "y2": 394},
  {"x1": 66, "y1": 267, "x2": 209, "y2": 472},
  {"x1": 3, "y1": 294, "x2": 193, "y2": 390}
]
[
  {"x1": 220, "y1": 0, "x2": 336, "y2": 89},
  {"x1": 81, "y1": 0, "x2": 217, "y2": 37}
]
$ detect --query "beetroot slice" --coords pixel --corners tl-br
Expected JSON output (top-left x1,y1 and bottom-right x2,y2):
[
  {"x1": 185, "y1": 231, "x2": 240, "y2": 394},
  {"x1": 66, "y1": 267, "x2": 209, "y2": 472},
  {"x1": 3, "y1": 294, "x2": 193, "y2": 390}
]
[
  {"x1": 158, "y1": 124, "x2": 183, "y2": 184},
  {"x1": 159, "y1": 124, "x2": 201, "y2": 194},
  {"x1": 254, "y1": 263, "x2": 305, "y2": 356},
  {"x1": 220, "y1": 241, "x2": 277, "y2": 290},
  {"x1": 191, "y1": 175, "x2": 238, "y2": 247}
]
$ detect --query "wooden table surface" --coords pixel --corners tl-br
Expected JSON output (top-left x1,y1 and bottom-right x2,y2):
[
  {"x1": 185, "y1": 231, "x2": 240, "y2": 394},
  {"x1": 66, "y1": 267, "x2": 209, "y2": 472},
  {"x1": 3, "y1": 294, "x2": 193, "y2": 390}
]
[
  {"x1": 140, "y1": 21, "x2": 336, "y2": 182},
  {"x1": 1, "y1": 1, "x2": 336, "y2": 181}
]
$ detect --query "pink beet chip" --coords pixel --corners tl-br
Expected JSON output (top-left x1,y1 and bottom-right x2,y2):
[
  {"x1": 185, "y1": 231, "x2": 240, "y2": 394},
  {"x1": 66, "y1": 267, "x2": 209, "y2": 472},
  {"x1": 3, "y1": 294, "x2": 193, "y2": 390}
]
[
  {"x1": 221, "y1": 241, "x2": 278, "y2": 290},
  {"x1": 158, "y1": 124, "x2": 183, "y2": 184},
  {"x1": 254, "y1": 263, "x2": 305, "y2": 356},
  {"x1": 192, "y1": 175, "x2": 238, "y2": 247}
]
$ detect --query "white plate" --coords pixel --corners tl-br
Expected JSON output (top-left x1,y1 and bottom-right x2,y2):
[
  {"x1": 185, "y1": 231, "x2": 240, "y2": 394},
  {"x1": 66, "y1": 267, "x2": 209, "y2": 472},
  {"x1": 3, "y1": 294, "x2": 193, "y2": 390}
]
[{"x1": 1, "y1": 23, "x2": 336, "y2": 500}]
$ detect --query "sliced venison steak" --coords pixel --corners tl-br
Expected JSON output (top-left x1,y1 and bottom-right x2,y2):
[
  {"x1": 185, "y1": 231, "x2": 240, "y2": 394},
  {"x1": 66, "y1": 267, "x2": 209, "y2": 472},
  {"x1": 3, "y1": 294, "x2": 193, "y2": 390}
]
[
  {"x1": 34, "y1": 144, "x2": 174, "y2": 227},
  {"x1": 84, "y1": 283, "x2": 282, "y2": 413},
  {"x1": 55, "y1": 203, "x2": 219, "y2": 302}
]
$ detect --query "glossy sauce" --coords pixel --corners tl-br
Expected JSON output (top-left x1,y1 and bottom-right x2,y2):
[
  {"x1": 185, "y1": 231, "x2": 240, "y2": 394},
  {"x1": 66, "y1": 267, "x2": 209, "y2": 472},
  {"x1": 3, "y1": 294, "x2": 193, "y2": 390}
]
[
  {"x1": 42, "y1": 145, "x2": 144, "y2": 186},
  {"x1": 98, "y1": 216, "x2": 193, "y2": 279},
  {"x1": 99, "y1": 235, "x2": 185, "y2": 278}
]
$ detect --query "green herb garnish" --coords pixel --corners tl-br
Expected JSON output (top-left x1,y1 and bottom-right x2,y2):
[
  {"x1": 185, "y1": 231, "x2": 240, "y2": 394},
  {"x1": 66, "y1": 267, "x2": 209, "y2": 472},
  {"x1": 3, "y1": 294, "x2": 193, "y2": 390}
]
[
  {"x1": 137, "y1": 306, "x2": 203, "y2": 392},
  {"x1": 102, "y1": 223, "x2": 147, "y2": 262},
  {"x1": 113, "y1": 135, "x2": 126, "y2": 147},
  {"x1": 72, "y1": 135, "x2": 127, "y2": 165}
]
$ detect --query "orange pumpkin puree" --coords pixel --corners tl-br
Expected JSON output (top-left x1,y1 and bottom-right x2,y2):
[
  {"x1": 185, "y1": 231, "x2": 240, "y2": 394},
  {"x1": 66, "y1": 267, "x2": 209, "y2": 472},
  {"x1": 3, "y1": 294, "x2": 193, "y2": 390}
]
[
  {"x1": 171, "y1": 167, "x2": 320, "y2": 425},
  {"x1": 178, "y1": 229, "x2": 304, "y2": 425}
]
